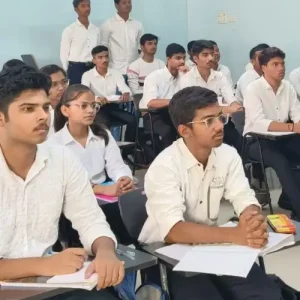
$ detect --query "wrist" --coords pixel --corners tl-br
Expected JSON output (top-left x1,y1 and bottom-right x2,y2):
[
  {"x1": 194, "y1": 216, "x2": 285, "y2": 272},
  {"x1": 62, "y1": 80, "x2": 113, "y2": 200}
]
[{"x1": 37, "y1": 257, "x2": 53, "y2": 277}]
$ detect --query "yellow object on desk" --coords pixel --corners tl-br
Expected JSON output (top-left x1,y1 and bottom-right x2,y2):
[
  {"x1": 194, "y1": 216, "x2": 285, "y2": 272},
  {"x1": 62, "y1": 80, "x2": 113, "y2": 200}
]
[{"x1": 267, "y1": 214, "x2": 296, "y2": 234}]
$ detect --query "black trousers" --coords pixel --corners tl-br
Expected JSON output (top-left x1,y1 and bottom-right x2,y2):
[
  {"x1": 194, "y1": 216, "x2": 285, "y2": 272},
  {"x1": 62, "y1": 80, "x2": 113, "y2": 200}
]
[
  {"x1": 145, "y1": 264, "x2": 281, "y2": 300},
  {"x1": 143, "y1": 108, "x2": 177, "y2": 152},
  {"x1": 248, "y1": 135, "x2": 300, "y2": 218},
  {"x1": 224, "y1": 119, "x2": 243, "y2": 154},
  {"x1": 48, "y1": 288, "x2": 118, "y2": 300},
  {"x1": 96, "y1": 103, "x2": 136, "y2": 142},
  {"x1": 67, "y1": 62, "x2": 94, "y2": 85}
]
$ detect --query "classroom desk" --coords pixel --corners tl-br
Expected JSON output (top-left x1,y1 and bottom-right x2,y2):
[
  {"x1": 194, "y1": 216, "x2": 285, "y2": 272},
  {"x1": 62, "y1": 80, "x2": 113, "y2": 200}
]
[
  {"x1": 142, "y1": 220, "x2": 300, "y2": 278},
  {"x1": 0, "y1": 245, "x2": 157, "y2": 300}
]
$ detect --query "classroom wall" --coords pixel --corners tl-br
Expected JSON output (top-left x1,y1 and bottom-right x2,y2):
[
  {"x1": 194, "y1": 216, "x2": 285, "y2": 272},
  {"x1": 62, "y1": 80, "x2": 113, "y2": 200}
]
[{"x1": 0, "y1": 0, "x2": 187, "y2": 68}]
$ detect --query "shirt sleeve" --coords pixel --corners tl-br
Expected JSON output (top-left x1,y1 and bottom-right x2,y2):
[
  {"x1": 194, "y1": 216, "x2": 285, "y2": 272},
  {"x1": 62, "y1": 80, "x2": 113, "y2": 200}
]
[
  {"x1": 139, "y1": 74, "x2": 159, "y2": 109},
  {"x1": 62, "y1": 148, "x2": 117, "y2": 254},
  {"x1": 223, "y1": 67, "x2": 234, "y2": 89},
  {"x1": 137, "y1": 23, "x2": 144, "y2": 51},
  {"x1": 289, "y1": 71, "x2": 300, "y2": 98},
  {"x1": 223, "y1": 149, "x2": 261, "y2": 216},
  {"x1": 104, "y1": 132, "x2": 132, "y2": 182},
  {"x1": 289, "y1": 84, "x2": 300, "y2": 123},
  {"x1": 99, "y1": 22, "x2": 110, "y2": 47},
  {"x1": 179, "y1": 74, "x2": 192, "y2": 90},
  {"x1": 116, "y1": 72, "x2": 132, "y2": 95},
  {"x1": 60, "y1": 27, "x2": 72, "y2": 71},
  {"x1": 244, "y1": 85, "x2": 273, "y2": 133},
  {"x1": 81, "y1": 72, "x2": 91, "y2": 88},
  {"x1": 219, "y1": 74, "x2": 236, "y2": 105},
  {"x1": 127, "y1": 62, "x2": 142, "y2": 95},
  {"x1": 144, "y1": 160, "x2": 185, "y2": 241}
]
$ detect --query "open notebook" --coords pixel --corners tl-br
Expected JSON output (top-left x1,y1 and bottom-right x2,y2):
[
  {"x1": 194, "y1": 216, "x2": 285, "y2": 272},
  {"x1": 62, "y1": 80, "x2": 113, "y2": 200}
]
[{"x1": 0, "y1": 262, "x2": 98, "y2": 291}]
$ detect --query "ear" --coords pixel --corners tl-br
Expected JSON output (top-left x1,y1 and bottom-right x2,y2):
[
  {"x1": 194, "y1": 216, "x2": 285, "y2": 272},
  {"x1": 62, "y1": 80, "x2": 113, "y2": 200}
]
[
  {"x1": 60, "y1": 105, "x2": 69, "y2": 118},
  {"x1": 178, "y1": 124, "x2": 191, "y2": 139},
  {"x1": 193, "y1": 54, "x2": 198, "y2": 64},
  {"x1": 261, "y1": 64, "x2": 266, "y2": 73},
  {"x1": 250, "y1": 58, "x2": 255, "y2": 66},
  {"x1": 92, "y1": 57, "x2": 96, "y2": 65},
  {"x1": 0, "y1": 112, "x2": 7, "y2": 127}
]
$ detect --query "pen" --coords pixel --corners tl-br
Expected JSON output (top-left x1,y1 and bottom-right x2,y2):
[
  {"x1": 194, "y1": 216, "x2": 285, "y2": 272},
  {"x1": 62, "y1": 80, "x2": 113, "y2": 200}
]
[{"x1": 116, "y1": 249, "x2": 135, "y2": 260}]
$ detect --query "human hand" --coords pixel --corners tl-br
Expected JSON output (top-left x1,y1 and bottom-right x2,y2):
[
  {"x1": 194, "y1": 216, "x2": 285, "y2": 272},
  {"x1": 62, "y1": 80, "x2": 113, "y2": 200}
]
[
  {"x1": 96, "y1": 97, "x2": 108, "y2": 106},
  {"x1": 102, "y1": 183, "x2": 123, "y2": 197},
  {"x1": 118, "y1": 176, "x2": 134, "y2": 193},
  {"x1": 178, "y1": 65, "x2": 190, "y2": 73},
  {"x1": 120, "y1": 93, "x2": 130, "y2": 102}
]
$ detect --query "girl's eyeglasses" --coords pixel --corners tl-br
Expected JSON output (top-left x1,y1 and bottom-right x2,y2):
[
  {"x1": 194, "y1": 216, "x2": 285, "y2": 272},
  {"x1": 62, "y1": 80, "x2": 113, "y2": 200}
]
[{"x1": 66, "y1": 102, "x2": 101, "y2": 113}]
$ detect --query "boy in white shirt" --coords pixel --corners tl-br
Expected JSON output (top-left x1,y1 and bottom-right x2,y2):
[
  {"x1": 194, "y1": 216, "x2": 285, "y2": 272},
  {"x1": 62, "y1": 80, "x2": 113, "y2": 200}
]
[
  {"x1": 82, "y1": 45, "x2": 136, "y2": 143},
  {"x1": 236, "y1": 43, "x2": 269, "y2": 103},
  {"x1": 127, "y1": 34, "x2": 165, "y2": 95},
  {"x1": 0, "y1": 66, "x2": 123, "y2": 299},
  {"x1": 100, "y1": 0, "x2": 144, "y2": 75},
  {"x1": 139, "y1": 43, "x2": 187, "y2": 151},
  {"x1": 139, "y1": 86, "x2": 280, "y2": 300},
  {"x1": 40, "y1": 65, "x2": 69, "y2": 136},
  {"x1": 60, "y1": 0, "x2": 100, "y2": 85},
  {"x1": 244, "y1": 47, "x2": 300, "y2": 220}
]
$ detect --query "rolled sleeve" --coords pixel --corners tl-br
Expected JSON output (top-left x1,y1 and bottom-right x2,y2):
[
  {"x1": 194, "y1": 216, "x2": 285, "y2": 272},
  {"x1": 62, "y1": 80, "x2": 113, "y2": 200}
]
[
  {"x1": 139, "y1": 74, "x2": 158, "y2": 109},
  {"x1": 224, "y1": 149, "x2": 260, "y2": 216},
  {"x1": 144, "y1": 162, "x2": 185, "y2": 242},
  {"x1": 116, "y1": 72, "x2": 132, "y2": 95},
  {"x1": 62, "y1": 148, "x2": 117, "y2": 254},
  {"x1": 289, "y1": 84, "x2": 300, "y2": 123},
  {"x1": 220, "y1": 75, "x2": 236, "y2": 105},
  {"x1": 289, "y1": 70, "x2": 300, "y2": 98}
]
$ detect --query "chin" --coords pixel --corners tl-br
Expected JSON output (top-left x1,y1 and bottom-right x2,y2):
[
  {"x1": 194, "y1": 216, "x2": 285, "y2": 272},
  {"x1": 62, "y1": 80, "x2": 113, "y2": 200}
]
[{"x1": 213, "y1": 140, "x2": 223, "y2": 148}]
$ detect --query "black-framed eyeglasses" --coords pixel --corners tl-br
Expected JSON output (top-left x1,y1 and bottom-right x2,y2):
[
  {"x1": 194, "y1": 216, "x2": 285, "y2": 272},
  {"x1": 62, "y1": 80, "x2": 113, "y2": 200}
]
[{"x1": 187, "y1": 113, "x2": 229, "y2": 129}]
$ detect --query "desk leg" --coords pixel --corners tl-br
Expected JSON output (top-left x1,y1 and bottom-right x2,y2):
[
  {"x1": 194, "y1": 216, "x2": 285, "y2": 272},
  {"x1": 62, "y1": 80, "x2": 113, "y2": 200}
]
[
  {"x1": 258, "y1": 256, "x2": 266, "y2": 273},
  {"x1": 159, "y1": 263, "x2": 171, "y2": 300}
]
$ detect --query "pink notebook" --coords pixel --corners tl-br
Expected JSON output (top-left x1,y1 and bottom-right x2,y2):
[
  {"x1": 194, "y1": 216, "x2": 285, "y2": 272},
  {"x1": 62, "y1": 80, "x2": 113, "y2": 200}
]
[{"x1": 95, "y1": 194, "x2": 118, "y2": 203}]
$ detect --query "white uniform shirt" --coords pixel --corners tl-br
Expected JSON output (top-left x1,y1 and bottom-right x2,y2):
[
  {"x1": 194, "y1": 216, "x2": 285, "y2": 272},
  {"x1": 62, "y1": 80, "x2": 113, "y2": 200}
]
[
  {"x1": 60, "y1": 20, "x2": 100, "y2": 71},
  {"x1": 138, "y1": 139, "x2": 260, "y2": 244},
  {"x1": 289, "y1": 67, "x2": 300, "y2": 98},
  {"x1": 47, "y1": 108, "x2": 55, "y2": 138},
  {"x1": 0, "y1": 143, "x2": 116, "y2": 259},
  {"x1": 48, "y1": 125, "x2": 132, "y2": 185},
  {"x1": 139, "y1": 67, "x2": 183, "y2": 109},
  {"x1": 127, "y1": 57, "x2": 165, "y2": 95},
  {"x1": 179, "y1": 68, "x2": 236, "y2": 105},
  {"x1": 185, "y1": 58, "x2": 196, "y2": 68},
  {"x1": 236, "y1": 69, "x2": 260, "y2": 104},
  {"x1": 100, "y1": 14, "x2": 144, "y2": 74},
  {"x1": 82, "y1": 67, "x2": 131, "y2": 98},
  {"x1": 218, "y1": 64, "x2": 233, "y2": 88},
  {"x1": 244, "y1": 76, "x2": 300, "y2": 135}
]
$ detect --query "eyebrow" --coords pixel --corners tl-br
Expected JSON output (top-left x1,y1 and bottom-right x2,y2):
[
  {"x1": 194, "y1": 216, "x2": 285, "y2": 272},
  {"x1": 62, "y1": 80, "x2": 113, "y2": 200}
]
[{"x1": 19, "y1": 101, "x2": 51, "y2": 107}]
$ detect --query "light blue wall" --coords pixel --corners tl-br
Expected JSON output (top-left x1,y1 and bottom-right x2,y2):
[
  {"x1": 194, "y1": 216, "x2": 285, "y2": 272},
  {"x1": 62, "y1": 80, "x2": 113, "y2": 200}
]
[
  {"x1": 187, "y1": 0, "x2": 300, "y2": 82},
  {"x1": 0, "y1": 0, "x2": 187, "y2": 68}
]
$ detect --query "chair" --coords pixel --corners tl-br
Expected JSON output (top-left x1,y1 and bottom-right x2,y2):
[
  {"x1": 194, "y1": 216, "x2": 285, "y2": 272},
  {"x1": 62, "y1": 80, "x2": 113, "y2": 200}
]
[
  {"x1": 21, "y1": 54, "x2": 39, "y2": 70},
  {"x1": 231, "y1": 111, "x2": 273, "y2": 214}
]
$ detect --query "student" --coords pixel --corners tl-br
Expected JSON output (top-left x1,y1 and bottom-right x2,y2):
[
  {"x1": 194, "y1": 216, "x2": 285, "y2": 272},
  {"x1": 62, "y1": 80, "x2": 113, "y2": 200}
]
[
  {"x1": 139, "y1": 86, "x2": 281, "y2": 300},
  {"x1": 0, "y1": 59, "x2": 25, "y2": 73},
  {"x1": 244, "y1": 47, "x2": 300, "y2": 220},
  {"x1": 289, "y1": 66, "x2": 300, "y2": 98},
  {"x1": 236, "y1": 44, "x2": 270, "y2": 103},
  {"x1": 0, "y1": 66, "x2": 123, "y2": 300},
  {"x1": 60, "y1": 0, "x2": 100, "y2": 85},
  {"x1": 185, "y1": 40, "x2": 196, "y2": 68},
  {"x1": 209, "y1": 40, "x2": 233, "y2": 88},
  {"x1": 40, "y1": 64, "x2": 69, "y2": 136},
  {"x1": 139, "y1": 43, "x2": 186, "y2": 151},
  {"x1": 179, "y1": 40, "x2": 243, "y2": 152},
  {"x1": 100, "y1": 0, "x2": 144, "y2": 75},
  {"x1": 127, "y1": 33, "x2": 165, "y2": 95},
  {"x1": 82, "y1": 45, "x2": 136, "y2": 143},
  {"x1": 49, "y1": 84, "x2": 134, "y2": 197}
]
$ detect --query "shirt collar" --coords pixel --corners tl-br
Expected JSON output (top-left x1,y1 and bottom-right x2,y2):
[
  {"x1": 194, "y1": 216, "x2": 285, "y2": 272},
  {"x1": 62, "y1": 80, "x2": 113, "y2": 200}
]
[
  {"x1": 261, "y1": 76, "x2": 285, "y2": 93},
  {"x1": 177, "y1": 138, "x2": 216, "y2": 171},
  {"x1": 194, "y1": 68, "x2": 217, "y2": 81},
  {"x1": 93, "y1": 67, "x2": 111, "y2": 78},
  {"x1": 76, "y1": 19, "x2": 93, "y2": 28},
  {"x1": 163, "y1": 66, "x2": 178, "y2": 81},
  {"x1": 115, "y1": 13, "x2": 132, "y2": 22},
  {"x1": 60, "y1": 123, "x2": 97, "y2": 146}
]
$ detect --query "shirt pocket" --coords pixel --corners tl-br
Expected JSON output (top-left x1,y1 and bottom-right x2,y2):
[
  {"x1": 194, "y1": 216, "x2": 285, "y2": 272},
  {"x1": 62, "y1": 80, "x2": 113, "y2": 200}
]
[{"x1": 208, "y1": 185, "x2": 225, "y2": 222}]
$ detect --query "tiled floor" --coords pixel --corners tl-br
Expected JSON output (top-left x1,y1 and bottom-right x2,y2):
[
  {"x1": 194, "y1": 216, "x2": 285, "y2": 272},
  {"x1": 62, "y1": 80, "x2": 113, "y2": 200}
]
[{"x1": 135, "y1": 169, "x2": 300, "y2": 290}]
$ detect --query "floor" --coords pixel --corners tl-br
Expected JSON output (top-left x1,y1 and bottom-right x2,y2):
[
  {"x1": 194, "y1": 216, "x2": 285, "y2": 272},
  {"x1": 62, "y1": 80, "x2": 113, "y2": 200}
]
[{"x1": 135, "y1": 169, "x2": 300, "y2": 290}]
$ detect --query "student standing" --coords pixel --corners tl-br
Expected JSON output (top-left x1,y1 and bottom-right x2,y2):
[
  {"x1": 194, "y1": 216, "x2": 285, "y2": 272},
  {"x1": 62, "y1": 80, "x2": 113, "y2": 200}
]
[
  {"x1": 40, "y1": 65, "x2": 69, "y2": 136},
  {"x1": 244, "y1": 47, "x2": 300, "y2": 220},
  {"x1": 100, "y1": 0, "x2": 144, "y2": 75},
  {"x1": 0, "y1": 66, "x2": 123, "y2": 300},
  {"x1": 139, "y1": 43, "x2": 187, "y2": 151},
  {"x1": 236, "y1": 44, "x2": 269, "y2": 103},
  {"x1": 60, "y1": 0, "x2": 100, "y2": 85},
  {"x1": 127, "y1": 34, "x2": 165, "y2": 95},
  {"x1": 139, "y1": 86, "x2": 281, "y2": 300},
  {"x1": 82, "y1": 46, "x2": 136, "y2": 143}
]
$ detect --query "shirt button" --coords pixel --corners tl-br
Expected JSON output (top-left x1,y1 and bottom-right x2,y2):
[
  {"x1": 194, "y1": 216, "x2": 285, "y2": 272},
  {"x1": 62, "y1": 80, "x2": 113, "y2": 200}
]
[
  {"x1": 200, "y1": 201, "x2": 203, "y2": 204},
  {"x1": 198, "y1": 164, "x2": 201, "y2": 167}
]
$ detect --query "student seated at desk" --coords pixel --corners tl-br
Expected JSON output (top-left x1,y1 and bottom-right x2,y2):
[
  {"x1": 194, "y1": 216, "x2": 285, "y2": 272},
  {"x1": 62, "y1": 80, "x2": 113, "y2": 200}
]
[
  {"x1": 179, "y1": 40, "x2": 243, "y2": 153},
  {"x1": 49, "y1": 84, "x2": 134, "y2": 197},
  {"x1": 127, "y1": 33, "x2": 165, "y2": 95},
  {"x1": 0, "y1": 66, "x2": 123, "y2": 299},
  {"x1": 40, "y1": 64, "x2": 69, "y2": 136},
  {"x1": 139, "y1": 43, "x2": 187, "y2": 151},
  {"x1": 236, "y1": 43, "x2": 269, "y2": 103},
  {"x1": 244, "y1": 47, "x2": 300, "y2": 220},
  {"x1": 139, "y1": 86, "x2": 281, "y2": 300},
  {"x1": 82, "y1": 45, "x2": 136, "y2": 144}
]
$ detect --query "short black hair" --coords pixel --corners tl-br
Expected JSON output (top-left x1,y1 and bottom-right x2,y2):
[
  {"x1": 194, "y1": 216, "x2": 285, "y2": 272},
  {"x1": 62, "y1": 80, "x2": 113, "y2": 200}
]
[
  {"x1": 91, "y1": 45, "x2": 109, "y2": 56},
  {"x1": 1, "y1": 59, "x2": 25, "y2": 73},
  {"x1": 169, "y1": 86, "x2": 217, "y2": 130},
  {"x1": 191, "y1": 40, "x2": 214, "y2": 56},
  {"x1": 40, "y1": 64, "x2": 66, "y2": 78},
  {"x1": 209, "y1": 40, "x2": 218, "y2": 47},
  {"x1": 114, "y1": 0, "x2": 121, "y2": 4},
  {"x1": 166, "y1": 43, "x2": 186, "y2": 58},
  {"x1": 259, "y1": 47, "x2": 285, "y2": 66},
  {"x1": 187, "y1": 41, "x2": 196, "y2": 52},
  {"x1": 0, "y1": 65, "x2": 51, "y2": 116},
  {"x1": 140, "y1": 34, "x2": 158, "y2": 46},
  {"x1": 249, "y1": 43, "x2": 270, "y2": 60},
  {"x1": 73, "y1": 0, "x2": 88, "y2": 8}
]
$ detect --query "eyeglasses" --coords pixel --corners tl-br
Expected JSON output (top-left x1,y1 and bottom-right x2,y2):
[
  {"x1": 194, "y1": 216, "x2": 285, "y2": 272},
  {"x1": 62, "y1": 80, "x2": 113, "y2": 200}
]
[
  {"x1": 51, "y1": 79, "x2": 69, "y2": 89},
  {"x1": 66, "y1": 102, "x2": 101, "y2": 113},
  {"x1": 187, "y1": 113, "x2": 229, "y2": 128}
]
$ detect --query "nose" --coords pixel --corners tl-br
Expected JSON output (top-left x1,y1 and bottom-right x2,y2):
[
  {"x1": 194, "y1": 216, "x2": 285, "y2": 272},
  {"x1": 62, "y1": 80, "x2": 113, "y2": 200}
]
[{"x1": 38, "y1": 107, "x2": 49, "y2": 121}]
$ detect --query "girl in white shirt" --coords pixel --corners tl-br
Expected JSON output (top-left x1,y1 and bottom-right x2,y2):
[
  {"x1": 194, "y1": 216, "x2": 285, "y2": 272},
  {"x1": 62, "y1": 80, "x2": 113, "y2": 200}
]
[{"x1": 49, "y1": 84, "x2": 134, "y2": 196}]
